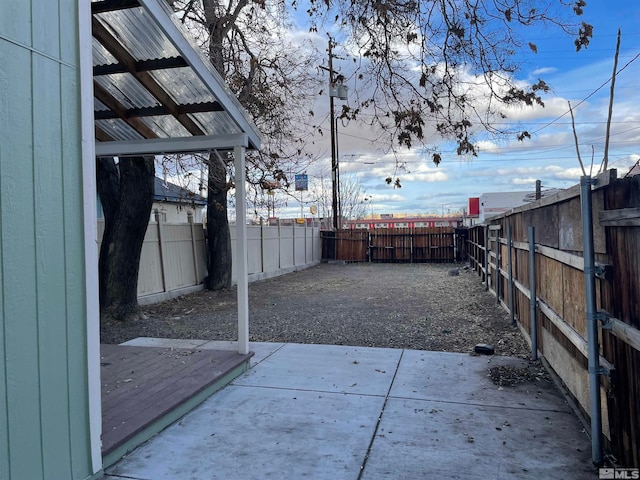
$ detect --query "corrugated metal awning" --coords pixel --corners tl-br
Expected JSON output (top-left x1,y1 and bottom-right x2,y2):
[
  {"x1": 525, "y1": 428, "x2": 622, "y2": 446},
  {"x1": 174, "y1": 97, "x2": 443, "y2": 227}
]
[{"x1": 91, "y1": 0, "x2": 261, "y2": 156}]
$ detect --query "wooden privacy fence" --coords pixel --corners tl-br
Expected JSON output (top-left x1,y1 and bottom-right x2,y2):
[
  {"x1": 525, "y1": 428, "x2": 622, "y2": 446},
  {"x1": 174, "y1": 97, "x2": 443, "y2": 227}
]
[
  {"x1": 467, "y1": 170, "x2": 640, "y2": 466},
  {"x1": 321, "y1": 227, "x2": 466, "y2": 262}
]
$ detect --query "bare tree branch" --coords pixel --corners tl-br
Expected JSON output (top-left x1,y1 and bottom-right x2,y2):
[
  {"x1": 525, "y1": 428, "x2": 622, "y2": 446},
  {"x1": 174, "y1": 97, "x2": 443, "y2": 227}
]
[
  {"x1": 568, "y1": 101, "x2": 587, "y2": 177},
  {"x1": 601, "y1": 28, "x2": 621, "y2": 173}
]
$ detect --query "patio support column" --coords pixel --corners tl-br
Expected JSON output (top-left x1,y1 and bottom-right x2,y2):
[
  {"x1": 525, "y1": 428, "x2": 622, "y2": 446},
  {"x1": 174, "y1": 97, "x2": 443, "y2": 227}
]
[
  {"x1": 235, "y1": 145, "x2": 250, "y2": 355},
  {"x1": 79, "y1": 0, "x2": 102, "y2": 472}
]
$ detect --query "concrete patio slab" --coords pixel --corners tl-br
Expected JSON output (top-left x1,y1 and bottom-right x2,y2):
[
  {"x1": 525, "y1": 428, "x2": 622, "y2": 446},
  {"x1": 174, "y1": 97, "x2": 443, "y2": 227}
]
[
  {"x1": 105, "y1": 343, "x2": 597, "y2": 480},
  {"x1": 107, "y1": 386, "x2": 384, "y2": 480},
  {"x1": 391, "y1": 350, "x2": 572, "y2": 412},
  {"x1": 362, "y1": 397, "x2": 593, "y2": 479},
  {"x1": 232, "y1": 343, "x2": 402, "y2": 396}
]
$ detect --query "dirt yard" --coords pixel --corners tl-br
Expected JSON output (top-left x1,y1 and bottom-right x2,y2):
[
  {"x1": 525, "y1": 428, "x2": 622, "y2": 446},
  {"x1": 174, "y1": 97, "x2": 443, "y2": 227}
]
[{"x1": 101, "y1": 262, "x2": 531, "y2": 359}]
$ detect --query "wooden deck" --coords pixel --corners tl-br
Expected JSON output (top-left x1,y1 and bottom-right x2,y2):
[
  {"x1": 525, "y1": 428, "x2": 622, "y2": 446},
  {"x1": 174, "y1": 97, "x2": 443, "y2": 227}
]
[{"x1": 100, "y1": 344, "x2": 252, "y2": 464}]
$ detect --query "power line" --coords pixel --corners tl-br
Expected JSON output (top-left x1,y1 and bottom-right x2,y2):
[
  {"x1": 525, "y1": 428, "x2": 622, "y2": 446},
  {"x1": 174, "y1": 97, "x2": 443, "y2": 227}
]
[{"x1": 529, "y1": 51, "x2": 640, "y2": 136}]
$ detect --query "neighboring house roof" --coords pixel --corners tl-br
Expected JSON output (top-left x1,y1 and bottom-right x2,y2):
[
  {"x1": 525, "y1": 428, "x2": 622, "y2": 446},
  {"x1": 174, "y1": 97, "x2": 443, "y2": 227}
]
[{"x1": 155, "y1": 177, "x2": 206, "y2": 206}]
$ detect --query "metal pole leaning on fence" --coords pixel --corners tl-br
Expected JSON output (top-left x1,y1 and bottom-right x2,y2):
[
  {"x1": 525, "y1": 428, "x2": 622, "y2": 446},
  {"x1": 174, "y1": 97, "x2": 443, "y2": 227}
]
[
  {"x1": 528, "y1": 226, "x2": 538, "y2": 361},
  {"x1": 507, "y1": 224, "x2": 515, "y2": 326},
  {"x1": 580, "y1": 175, "x2": 603, "y2": 466}
]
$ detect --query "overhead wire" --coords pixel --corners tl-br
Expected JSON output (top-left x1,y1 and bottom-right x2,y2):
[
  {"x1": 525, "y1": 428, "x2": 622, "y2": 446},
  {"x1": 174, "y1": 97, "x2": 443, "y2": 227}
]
[{"x1": 528, "y1": 51, "x2": 640, "y2": 136}]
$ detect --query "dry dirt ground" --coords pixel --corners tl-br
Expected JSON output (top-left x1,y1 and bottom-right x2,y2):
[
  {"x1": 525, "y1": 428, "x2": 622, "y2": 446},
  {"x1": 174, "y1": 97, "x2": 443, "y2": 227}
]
[{"x1": 102, "y1": 262, "x2": 531, "y2": 360}]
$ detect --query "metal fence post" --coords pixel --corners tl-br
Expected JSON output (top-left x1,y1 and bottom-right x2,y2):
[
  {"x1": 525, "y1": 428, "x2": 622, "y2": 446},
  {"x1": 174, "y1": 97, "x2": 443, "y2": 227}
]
[
  {"x1": 528, "y1": 226, "x2": 538, "y2": 361},
  {"x1": 507, "y1": 224, "x2": 515, "y2": 326},
  {"x1": 495, "y1": 228, "x2": 500, "y2": 304},
  {"x1": 581, "y1": 176, "x2": 603, "y2": 466},
  {"x1": 484, "y1": 225, "x2": 489, "y2": 291}
]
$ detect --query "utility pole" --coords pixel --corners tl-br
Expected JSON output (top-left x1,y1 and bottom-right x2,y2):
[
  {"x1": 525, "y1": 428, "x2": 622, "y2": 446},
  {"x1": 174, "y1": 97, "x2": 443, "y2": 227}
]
[
  {"x1": 328, "y1": 38, "x2": 338, "y2": 231},
  {"x1": 321, "y1": 36, "x2": 347, "y2": 231}
]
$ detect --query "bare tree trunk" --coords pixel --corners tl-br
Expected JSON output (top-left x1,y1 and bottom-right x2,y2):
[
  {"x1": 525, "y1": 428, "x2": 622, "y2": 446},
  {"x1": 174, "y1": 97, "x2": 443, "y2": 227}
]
[
  {"x1": 97, "y1": 156, "x2": 155, "y2": 321},
  {"x1": 201, "y1": 2, "x2": 238, "y2": 290},
  {"x1": 205, "y1": 151, "x2": 232, "y2": 290}
]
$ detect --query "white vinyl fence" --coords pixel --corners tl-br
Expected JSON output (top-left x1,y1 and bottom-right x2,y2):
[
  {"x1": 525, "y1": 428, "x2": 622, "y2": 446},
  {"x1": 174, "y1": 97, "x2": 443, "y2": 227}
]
[{"x1": 97, "y1": 219, "x2": 322, "y2": 305}]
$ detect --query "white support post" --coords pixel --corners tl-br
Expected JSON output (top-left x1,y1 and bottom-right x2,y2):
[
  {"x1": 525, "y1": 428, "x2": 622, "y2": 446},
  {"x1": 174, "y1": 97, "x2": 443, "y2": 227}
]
[
  {"x1": 235, "y1": 146, "x2": 250, "y2": 355},
  {"x1": 79, "y1": 0, "x2": 102, "y2": 472}
]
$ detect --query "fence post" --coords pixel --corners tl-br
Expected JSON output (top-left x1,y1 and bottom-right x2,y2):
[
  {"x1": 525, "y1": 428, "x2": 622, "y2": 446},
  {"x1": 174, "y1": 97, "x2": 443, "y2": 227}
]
[
  {"x1": 507, "y1": 224, "x2": 515, "y2": 326},
  {"x1": 292, "y1": 221, "x2": 296, "y2": 265},
  {"x1": 278, "y1": 218, "x2": 282, "y2": 269},
  {"x1": 188, "y1": 213, "x2": 200, "y2": 284},
  {"x1": 156, "y1": 210, "x2": 169, "y2": 293},
  {"x1": 310, "y1": 221, "x2": 314, "y2": 263},
  {"x1": 484, "y1": 225, "x2": 489, "y2": 291},
  {"x1": 581, "y1": 176, "x2": 603, "y2": 466},
  {"x1": 260, "y1": 218, "x2": 265, "y2": 274},
  {"x1": 495, "y1": 228, "x2": 500, "y2": 304},
  {"x1": 410, "y1": 233, "x2": 414, "y2": 263},
  {"x1": 528, "y1": 226, "x2": 538, "y2": 361}
]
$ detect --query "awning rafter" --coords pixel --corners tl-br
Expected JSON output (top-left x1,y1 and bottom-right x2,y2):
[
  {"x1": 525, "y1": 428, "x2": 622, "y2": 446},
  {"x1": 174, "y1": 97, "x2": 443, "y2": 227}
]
[
  {"x1": 92, "y1": 16, "x2": 207, "y2": 137},
  {"x1": 95, "y1": 101, "x2": 223, "y2": 121},
  {"x1": 94, "y1": 82, "x2": 160, "y2": 139},
  {"x1": 93, "y1": 56, "x2": 189, "y2": 76},
  {"x1": 91, "y1": 0, "x2": 141, "y2": 15},
  {"x1": 91, "y1": 0, "x2": 261, "y2": 154}
]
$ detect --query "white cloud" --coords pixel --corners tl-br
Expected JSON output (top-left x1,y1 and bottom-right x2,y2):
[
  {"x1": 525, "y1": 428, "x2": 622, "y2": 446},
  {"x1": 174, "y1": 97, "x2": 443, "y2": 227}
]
[
  {"x1": 532, "y1": 67, "x2": 557, "y2": 76},
  {"x1": 367, "y1": 193, "x2": 406, "y2": 202},
  {"x1": 402, "y1": 171, "x2": 449, "y2": 183},
  {"x1": 512, "y1": 177, "x2": 538, "y2": 185},
  {"x1": 475, "y1": 140, "x2": 500, "y2": 153}
]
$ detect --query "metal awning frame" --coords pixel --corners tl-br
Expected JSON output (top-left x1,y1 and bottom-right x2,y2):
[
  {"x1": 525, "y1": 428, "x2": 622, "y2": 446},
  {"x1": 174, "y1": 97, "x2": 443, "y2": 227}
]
[
  {"x1": 95, "y1": 132, "x2": 250, "y2": 157},
  {"x1": 90, "y1": 0, "x2": 257, "y2": 358},
  {"x1": 92, "y1": 0, "x2": 262, "y2": 156}
]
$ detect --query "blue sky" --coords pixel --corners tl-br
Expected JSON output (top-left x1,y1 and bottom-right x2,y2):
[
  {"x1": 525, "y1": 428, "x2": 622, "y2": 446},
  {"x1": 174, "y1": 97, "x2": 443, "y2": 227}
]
[{"x1": 274, "y1": 0, "x2": 640, "y2": 219}]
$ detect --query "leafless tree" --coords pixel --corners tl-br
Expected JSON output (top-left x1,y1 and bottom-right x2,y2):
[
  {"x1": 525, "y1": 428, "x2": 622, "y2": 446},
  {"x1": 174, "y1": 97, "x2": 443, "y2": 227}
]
[{"x1": 313, "y1": 0, "x2": 591, "y2": 184}]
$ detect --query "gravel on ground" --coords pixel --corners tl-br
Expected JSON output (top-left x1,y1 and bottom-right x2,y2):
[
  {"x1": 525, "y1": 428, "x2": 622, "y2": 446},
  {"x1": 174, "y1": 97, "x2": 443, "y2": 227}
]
[{"x1": 101, "y1": 262, "x2": 531, "y2": 360}]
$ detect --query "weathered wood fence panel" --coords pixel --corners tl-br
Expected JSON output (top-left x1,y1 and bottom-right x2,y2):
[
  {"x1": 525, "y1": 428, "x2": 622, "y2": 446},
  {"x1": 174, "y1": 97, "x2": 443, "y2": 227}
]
[
  {"x1": 466, "y1": 171, "x2": 640, "y2": 466},
  {"x1": 320, "y1": 230, "x2": 368, "y2": 262},
  {"x1": 321, "y1": 227, "x2": 463, "y2": 263}
]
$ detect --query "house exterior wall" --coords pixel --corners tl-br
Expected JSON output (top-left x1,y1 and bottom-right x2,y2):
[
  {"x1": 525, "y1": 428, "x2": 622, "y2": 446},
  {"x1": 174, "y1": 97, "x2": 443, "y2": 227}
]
[
  {"x1": 479, "y1": 191, "x2": 531, "y2": 223},
  {"x1": 152, "y1": 201, "x2": 205, "y2": 224},
  {"x1": 0, "y1": 1, "x2": 94, "y2": 479}
]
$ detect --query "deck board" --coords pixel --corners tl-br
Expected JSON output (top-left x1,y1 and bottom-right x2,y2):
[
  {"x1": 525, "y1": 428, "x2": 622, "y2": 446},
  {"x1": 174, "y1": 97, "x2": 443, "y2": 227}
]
[{"x1": 100, "y1": 344, "x2": 252, "y2": 457}]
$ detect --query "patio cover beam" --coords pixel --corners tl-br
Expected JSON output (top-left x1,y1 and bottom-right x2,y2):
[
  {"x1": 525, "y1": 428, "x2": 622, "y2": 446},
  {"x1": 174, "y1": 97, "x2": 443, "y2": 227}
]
[{"x1": 94, "y1": 133, "x2": 249, "y2": 157}]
